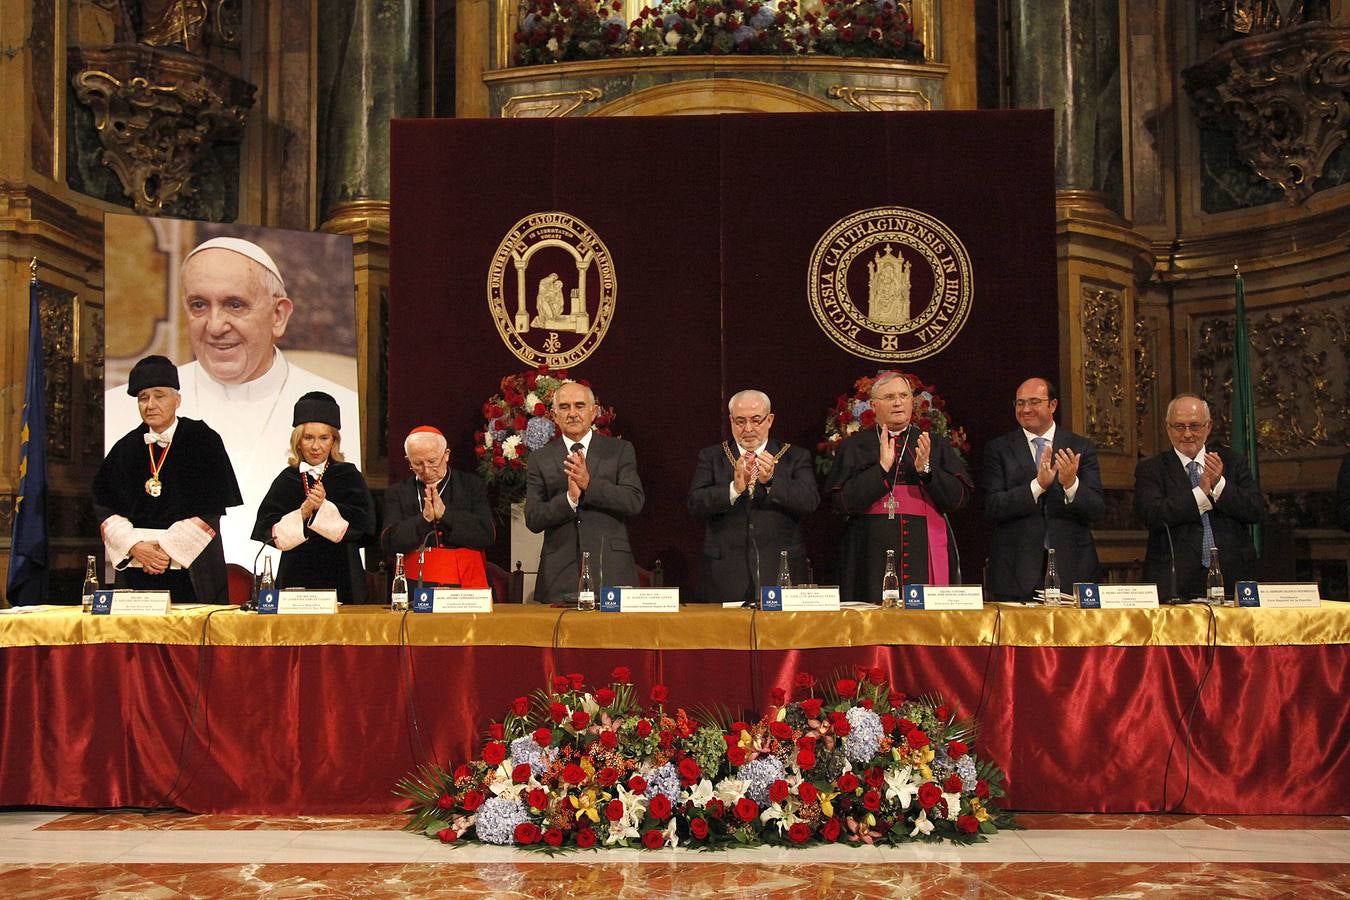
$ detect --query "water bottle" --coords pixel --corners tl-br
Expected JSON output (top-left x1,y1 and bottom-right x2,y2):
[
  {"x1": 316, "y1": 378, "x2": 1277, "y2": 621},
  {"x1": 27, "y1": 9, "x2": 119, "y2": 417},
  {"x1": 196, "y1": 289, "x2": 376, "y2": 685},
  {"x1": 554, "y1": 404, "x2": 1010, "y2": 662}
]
[
  {"x1": 1206, "y1": 547, "x2": 1225, "y2": 605},
  {"x1": 391, "y1": 552, "x2": 409, "y2": 611},
  {"x1": 81, "y1": 555, "x2": 99, "y2": 614},
  {"x1": 881, "y1": 550, "x2": 900, "y2": 608},
  {"x1": 259, "y1": 555, "x2": 274, "y2": 601},
  {"x1": 777, "y1": 550, "x2": 792, "y2": 588},
  {"x1": 577, "y1": 551, "x2": 596, "y2": 611},
  {"x1": 1042, "y1": 548, "x2": 1061, "y2": 606}
]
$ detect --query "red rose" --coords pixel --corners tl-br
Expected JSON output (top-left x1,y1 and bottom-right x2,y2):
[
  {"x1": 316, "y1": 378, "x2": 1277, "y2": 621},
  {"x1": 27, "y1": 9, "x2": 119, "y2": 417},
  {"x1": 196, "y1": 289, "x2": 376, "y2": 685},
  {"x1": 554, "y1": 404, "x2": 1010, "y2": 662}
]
[
  {"x1": 889, "y1": 693, "x2": 907, "y2": 708},
  {"x1": 835, "y1": 678, "x2": 858, "y2": 698},
  {"x1": 918, "y1": 783, "x2": 942, "y2": 809},
  {"x1": 549, "y1": 703, "x2": 567, "y2": 724},
  {"x1": 513, "y1": 416, "x2": 527, "y2": 431},
  {"x1": 636, "y1": 719, "x2": 652, "y2": 738},
  {"x1": 436, "y1": 792, "x2": 454, "y2": 810},
  {"x1": 793, "y1": 671, "x2": 815, "y2": 688},
  {"x1": 731, "y1": 720, "x2": 750, "y2": 734},
  {"x1": 788, "y1": 822, "x2": 812, "y2": 844},
  {"x1": 568, "y1": 672, "x2": 584, "y2": 691},
  {"x1": 532, "y1": 728, "x2": 552, "y2": 749},
  {"x1": 799, "y1": 782, "x2": 819, "y2": 805},
  {"x1": 508, "y1": 457, "x2": 522, "y2": 470},
  {"x1": 437, "y1": 827, "x2": 458, "y2": 843},
  {"x1": 769, "y1": 721, "x2": 793, "y2": 740},
  {"x1": 512, "y1": 696, "x2": 530, "y2": 716},
  {"x1": 797, "y1": 734, "x2": 817, "y2": 750},
  {"x1": 862, "y1": 789, "x2": 881, "y2": 811},
  {"x1": 734, "y1": 797, "x2": 758, "y2": 822},
  {"x1": 650, "y1": 684, "x2": 669, "y2": 704},
  {"x1": 770, "y1": 686, "x2": 787, "y2": 706},
  {"x1": 576, "y1": 826, "x2": 597, "y2": 848},
  {"x1": 678, "y1": 757, "x2": 701, "y2": 783},
  {"x1": 727, "y1": 746, "x2": 747, "y2": 766},
  {"x1": 860, "y1": 699, "x2": 874, "y2": 711},
  {"x1": 975, "y1": 779, "x2": 990, "y2": 799},
  {"x1": 957, "y1": 815, "x2": 979, "y2": 834},
  {"x1": 881, "y1": 714, "x2": 896, "y2": 734},
  {"x1": 551, "y1": 675, "x2": 569, "y2": 692},
  {"x1": 898, "y1": 718, "x2": 916, "y2": 732},
  {"x1": 948, "y1": 740, "x2": 969, "y2": 758},
  {"x1": 769, "y1": 779, "x2": 790, "y2": 804},
  {"x1": 860, "y1": 409, "x2": 877, "y2": 428},
  {"x1": 515, "y1": 822, "x2": 541, "y2": 845},
  {"x1": 543, "y1": 826, "x2": 563, "y2": 847},
  {"x1": 837, "y1": 772, "x2": 859, "y2": 793},
  {"x1": 528, "y1": 787, "x2": 548, "y2": 810},
  {"x1": 867, "y1": 667, "x2": 884, "y2": 685},
  {"x1": 596, "y1": 688, "x2": 615, "y2": 707},
  {"x1": 834, "y1": 719, "x2": 852, "y2": 737},
  {"x1": 597, "y1": 766, "x2": 620, "y2": 786},
  {"x1": 706, "y1": 798, "x2": 725, "y2": 819},
  {"x1": 907, "y1": 729, "x2": 929, "y2": 749},
  {"x1": 944, "y1": 773, "x2": 963, "y2": 793},
  {"x1": 612, "y1": 666, "x2": 631, "y2": 682},
  {"x1": 600, "y1": 730, "x2": 618, "y2": 749},
  {"x1": 821, "y1": 818, "x2": 842, "y2": 841},
  {"x1": 689, "y1": 816, "x2": 710, "y2": 839},
  {"x1": 642, "y1": 829, "x2": 665, "y2": 850},
  {"x1": 797, "y1": 748, "x2": 816, "y2": 770},
  {"x1": 936, "y1": 704, "x2": 950, "y2": 721},
  {"x1": 801, "y1": 698, "x2": 823, "y2": 719},
  {"x1": 628, "y1": 775, "x2": 648, "y2": 794},
  {"x1": 865, "y1": 767, "x2": 885, "y2": 788},
  {"x1": 605, "y1": 799, "x2": 624, "y2": 821},
  {"x1": 511, "y1": 763, "x2": 532, "y2": 784},
  {"x1": 533, "y1": 403, "x2": 547, "y2": 417},
  {"x1": 482, "y1": 742, "x2": 506, "y2": 765},
  {"x1": 649, "y1": 793, "x2": 672, "y2": 820},
  {"x1": 571, "y1": 710, "x2": 591, "y2": 731},
  {"x1": 461, "y1": 789, "x2": 485, "y2": 811},
  {"x1": 563, "y1": 763, "x2": 586, "y2": 785},
  {"x1": 488, "y1": 722, "x2": 504, "y2": 741}
]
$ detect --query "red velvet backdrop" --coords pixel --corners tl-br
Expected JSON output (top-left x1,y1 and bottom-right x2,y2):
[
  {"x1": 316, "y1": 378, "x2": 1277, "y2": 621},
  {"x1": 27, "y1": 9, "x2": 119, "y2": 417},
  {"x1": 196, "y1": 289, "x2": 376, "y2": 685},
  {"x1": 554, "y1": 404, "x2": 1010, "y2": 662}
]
[{"x1": 389, "y1": 112, "x2": 1057, "y2": 592}]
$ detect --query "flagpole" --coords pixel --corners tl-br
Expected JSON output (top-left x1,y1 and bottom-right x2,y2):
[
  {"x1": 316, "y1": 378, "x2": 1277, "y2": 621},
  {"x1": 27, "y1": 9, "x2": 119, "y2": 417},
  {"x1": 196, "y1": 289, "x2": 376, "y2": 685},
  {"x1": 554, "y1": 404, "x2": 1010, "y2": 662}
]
[{"x1": 1232, "y1": 261, "x2": 1262, "y2": 556}]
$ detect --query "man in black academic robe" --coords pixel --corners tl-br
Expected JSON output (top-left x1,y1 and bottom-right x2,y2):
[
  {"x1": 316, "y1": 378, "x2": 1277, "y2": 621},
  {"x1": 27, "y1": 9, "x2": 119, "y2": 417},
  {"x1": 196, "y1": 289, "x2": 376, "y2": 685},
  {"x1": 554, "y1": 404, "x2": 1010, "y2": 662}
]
[
  {"x1": 825, "y1": 373, "x2": 971, "y2": 603},
  {"x1": 688, "y1": 390, "x2": 819, "y2": 603},
  {"x1": 93, "y1": 355, "x2": 242, "y2": 603}
]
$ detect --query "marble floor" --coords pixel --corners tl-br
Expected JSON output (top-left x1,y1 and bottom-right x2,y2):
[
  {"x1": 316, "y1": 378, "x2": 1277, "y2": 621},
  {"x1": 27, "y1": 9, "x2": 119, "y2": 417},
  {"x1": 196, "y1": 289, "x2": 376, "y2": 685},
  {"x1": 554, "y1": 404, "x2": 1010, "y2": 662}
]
[{"x1": 0, "y1": 811, "x2": 1347, "y2": 898}]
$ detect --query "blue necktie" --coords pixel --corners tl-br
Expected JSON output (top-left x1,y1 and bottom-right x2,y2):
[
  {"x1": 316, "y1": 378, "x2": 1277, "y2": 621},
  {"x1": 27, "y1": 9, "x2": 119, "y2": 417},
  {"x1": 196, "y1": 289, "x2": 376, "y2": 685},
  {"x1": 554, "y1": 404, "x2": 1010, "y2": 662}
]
[{"x1": 1187, "y1": 460, "x2": 1215, "y2": 566}]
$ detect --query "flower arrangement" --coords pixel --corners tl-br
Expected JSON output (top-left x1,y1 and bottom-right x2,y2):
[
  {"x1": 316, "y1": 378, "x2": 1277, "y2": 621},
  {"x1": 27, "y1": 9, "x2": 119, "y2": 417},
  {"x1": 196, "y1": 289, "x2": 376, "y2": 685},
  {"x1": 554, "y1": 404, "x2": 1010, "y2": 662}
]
[
  {"x1": 475, "y1": 366, "x2": 617, "y2": 518},
  {"x1": 395, "y1": 664, "x2": 1012, "y2": 850},
  {"x1": 816, "y1": 370, "x2": 970, "y2": 477},
  {"x1": 512, "y1": 0, "x2": 924, "y2": 64}
]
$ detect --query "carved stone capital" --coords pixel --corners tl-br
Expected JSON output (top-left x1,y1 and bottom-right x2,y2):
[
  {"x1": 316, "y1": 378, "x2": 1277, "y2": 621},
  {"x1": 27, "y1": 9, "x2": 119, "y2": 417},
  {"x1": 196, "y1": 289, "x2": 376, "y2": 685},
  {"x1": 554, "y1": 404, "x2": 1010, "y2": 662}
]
[
  {"x1": 69, "y1": 44, "x2": 255, "y2": 213},
  {"x1": 1183, "y1": 23, "x2": 1350, "y2": 204},
  {"x1": 501, "y1": 88, "x2": 603, "y2": 119}
]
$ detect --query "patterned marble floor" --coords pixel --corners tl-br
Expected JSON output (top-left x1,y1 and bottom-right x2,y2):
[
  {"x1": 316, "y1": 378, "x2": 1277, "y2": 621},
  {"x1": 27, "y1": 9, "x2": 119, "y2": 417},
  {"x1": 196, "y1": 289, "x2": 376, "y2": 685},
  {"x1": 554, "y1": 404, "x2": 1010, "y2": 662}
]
[{"x1": 0, "y1": 811, "x2": 1346, "y2": 898}]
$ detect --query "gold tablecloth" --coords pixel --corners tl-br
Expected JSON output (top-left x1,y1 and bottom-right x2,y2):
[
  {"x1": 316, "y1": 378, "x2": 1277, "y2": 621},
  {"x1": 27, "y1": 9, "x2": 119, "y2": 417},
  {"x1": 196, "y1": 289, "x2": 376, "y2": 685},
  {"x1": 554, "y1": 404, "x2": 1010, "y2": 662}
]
[{"x1": 2, "y1": 602, "x2": 1347, "y2": 650}]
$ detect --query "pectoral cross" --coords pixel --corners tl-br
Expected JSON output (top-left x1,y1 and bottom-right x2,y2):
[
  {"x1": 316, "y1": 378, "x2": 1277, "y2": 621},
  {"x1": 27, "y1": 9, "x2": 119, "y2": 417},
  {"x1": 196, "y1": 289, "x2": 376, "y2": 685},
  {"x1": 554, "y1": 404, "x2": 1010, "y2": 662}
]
[{"x1": 884, "y1": 491, "x2": 898, "y2": 520}]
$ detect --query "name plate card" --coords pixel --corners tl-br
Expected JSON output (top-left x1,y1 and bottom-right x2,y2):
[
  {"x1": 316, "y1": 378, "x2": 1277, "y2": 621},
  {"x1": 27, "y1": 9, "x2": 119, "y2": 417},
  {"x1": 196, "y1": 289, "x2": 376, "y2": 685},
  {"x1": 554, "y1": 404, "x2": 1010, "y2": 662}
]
[
  {"x1": 91, "y1": 590, "x2": 171, "y2": 616},
  {"x1": 599, "y1": 588, "x2": 680, "y2": 613},
  {"x1": 759, "y1": 587, "x2": 842, "y2": 611},
  {"x1": 1073, "y1": 583, "x2": 1160, "y2": 609},
  {"x1": 902, "y1": 585, "x2": 984, "y2": 611},
  {"x1": 412, "y1": 587, "x2": 493, "y2": 613},
  {"x1": 257, "y1": 589, "x2": 338, "y2": 615},
  {"x1": 1235, "y1": 582, "x2": 1320, "y2": 609}
]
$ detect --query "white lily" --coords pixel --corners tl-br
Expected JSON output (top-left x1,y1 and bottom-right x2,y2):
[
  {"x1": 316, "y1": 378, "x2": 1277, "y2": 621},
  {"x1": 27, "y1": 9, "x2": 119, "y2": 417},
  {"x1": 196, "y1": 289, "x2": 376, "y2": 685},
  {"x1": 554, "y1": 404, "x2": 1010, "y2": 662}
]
[
  {"x1": 941, "y1": 792, "x2": 962, "y2": 821},
  {"x1": 910, "y1": 808, "x2": 934, "y2": 837},
  {"x1": 663, "y1": 817, "x2": 680, "y2": 848},
  {"x1": 682, "y1": 778, "x2": 714, "y2": 807},
  {"x1": 884, "y1": 765, "x2": 919, "y2": 809},
  {"x1": 713, "y1": 777, "x2": 751, "y2": 806},
  {"x1": 605, "y1": 818, "x2": 640, "y2": 846}
]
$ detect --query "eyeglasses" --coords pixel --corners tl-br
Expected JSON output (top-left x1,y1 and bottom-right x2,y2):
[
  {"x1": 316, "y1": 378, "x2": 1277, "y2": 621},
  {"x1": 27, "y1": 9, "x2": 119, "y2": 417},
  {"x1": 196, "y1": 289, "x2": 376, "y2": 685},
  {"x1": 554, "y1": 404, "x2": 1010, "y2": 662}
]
[
  {"x1": 406, "y1": 454, "x2": 446, "y2": 471},
  {"x1": 732, "y1": 415, "x2": 769, "y2": 428},
  {"x1": 1166, "y1": 421, "x2": 1209, "y2": 433},
  {"x1": 1015, "y1": 398, "x2": 1049, "y2": 408},
  {"x1": 873, "y1": 393, "x2": 911, "y2": 403}
]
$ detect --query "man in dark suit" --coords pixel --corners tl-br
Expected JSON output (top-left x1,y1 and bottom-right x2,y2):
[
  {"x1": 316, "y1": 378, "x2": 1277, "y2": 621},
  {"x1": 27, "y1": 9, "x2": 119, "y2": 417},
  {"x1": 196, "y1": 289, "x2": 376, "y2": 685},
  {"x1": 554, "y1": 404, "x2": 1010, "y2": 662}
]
[
  {"x1": 525, "y1": 381, "x2": 645, "y2": 603},
  {"x1": 381, "y1": 425, "x2": 495, "y2": 580},
  {"x1": 983, "y1": 377, "x2": 1104, "y2": 600},
  {"x1": 688, "y1": 389, "x2": 820, "y2": 603},
  {"x1": 1134, "y1": 393, "x2": 1264, "y2": 600}
]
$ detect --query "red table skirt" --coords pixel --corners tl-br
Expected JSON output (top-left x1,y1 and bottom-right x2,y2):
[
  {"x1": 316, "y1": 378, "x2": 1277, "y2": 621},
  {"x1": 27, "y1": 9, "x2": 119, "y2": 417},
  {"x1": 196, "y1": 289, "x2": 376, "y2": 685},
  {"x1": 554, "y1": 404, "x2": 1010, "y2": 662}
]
[{"x1": 1, "y1": 642, "x2": 1345, "y2": 815}]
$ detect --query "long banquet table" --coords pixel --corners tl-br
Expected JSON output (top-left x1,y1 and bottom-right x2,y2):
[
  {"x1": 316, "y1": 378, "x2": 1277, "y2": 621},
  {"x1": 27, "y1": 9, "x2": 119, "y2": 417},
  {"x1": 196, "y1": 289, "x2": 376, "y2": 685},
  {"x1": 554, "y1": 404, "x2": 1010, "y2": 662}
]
[{"x1": 1, "y1": 603, "x2": 1346, "y2": 816}]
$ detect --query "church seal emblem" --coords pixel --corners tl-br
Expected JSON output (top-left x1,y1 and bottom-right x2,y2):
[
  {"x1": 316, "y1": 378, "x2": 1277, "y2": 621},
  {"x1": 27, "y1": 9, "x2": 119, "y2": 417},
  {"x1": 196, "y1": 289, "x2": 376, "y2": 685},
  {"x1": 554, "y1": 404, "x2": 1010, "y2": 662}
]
[
  {"x1": 487, "y1": 212, "x2": 617, "y2": 367},
  {"x1": 807, "y1": 207, "x2": 973, "y2": 362}
]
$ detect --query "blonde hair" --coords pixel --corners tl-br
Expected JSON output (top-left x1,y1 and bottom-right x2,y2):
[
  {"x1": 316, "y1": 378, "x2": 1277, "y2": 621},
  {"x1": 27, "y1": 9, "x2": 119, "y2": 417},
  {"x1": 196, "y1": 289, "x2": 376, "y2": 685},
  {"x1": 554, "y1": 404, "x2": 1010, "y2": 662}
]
[{"x1": 287, "y1": 423, "x2": 345, "y2": 467}]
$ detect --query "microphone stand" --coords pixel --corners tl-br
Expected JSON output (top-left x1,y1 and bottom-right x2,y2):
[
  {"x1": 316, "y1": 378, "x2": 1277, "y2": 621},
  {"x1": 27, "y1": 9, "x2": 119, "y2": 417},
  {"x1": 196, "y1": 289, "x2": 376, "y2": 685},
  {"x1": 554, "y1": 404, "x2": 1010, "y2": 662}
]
[
  {"x1": 942, "y1": 512, "x2": 961, "y2": 586},
  {"x1": 741, "y1": 481, "x2": 760, "y2": 608},
  {"x1": 413, "y1": 526, "x2": 437, "y2": 600},
  {"x1": 1163, "y1": 523, "x2": 1186, "y2": 604},
  {"x1": 243, "y1": 540, "x2": 270, "y2": 611}
]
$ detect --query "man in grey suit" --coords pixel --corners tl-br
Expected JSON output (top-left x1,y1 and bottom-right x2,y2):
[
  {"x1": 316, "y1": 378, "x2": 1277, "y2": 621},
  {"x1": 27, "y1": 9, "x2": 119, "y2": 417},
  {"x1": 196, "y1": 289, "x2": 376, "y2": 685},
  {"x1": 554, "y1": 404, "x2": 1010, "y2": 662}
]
[
  {"x1": 688, "y1": 389, "x2": 820, "y2": 603},
  {"x1": 525, "y1": 381, "x2": 645, "y2": 603},
  {"x1": 983, "y1": 377, "x2": 1104, "y2": 600}
]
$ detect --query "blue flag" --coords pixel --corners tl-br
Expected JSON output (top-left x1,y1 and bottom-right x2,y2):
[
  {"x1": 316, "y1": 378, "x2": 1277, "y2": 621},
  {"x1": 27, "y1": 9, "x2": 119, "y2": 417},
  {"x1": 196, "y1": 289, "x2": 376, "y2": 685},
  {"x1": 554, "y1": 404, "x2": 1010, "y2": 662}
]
[{"x1": 6, "y1": 275, "x2": 49, "y2": 605}]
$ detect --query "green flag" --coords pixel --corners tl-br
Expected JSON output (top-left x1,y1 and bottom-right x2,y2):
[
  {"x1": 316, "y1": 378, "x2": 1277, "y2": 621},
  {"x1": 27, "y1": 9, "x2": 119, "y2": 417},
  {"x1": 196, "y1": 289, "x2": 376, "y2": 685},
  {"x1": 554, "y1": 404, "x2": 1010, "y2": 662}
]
[{"x1": 1232, "y1": 265, "x2": 1261, "y2": 555}]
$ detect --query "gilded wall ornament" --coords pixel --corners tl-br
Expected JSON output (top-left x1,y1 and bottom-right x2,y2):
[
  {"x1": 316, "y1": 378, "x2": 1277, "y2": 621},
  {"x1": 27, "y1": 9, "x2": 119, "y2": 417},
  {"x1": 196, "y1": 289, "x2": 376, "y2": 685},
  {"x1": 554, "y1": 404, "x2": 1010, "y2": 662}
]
[
  {"x1": 1079, "y1": 285, "x2": 1127, "y2": 452},
  {"x1": 806, "y1": 207, "x2": 973, "y2": 363}
]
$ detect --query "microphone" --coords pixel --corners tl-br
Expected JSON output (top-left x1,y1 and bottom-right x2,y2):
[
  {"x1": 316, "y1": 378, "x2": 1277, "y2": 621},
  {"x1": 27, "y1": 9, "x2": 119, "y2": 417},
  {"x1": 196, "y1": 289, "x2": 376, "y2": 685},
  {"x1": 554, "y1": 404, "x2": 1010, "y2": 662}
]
[
  {"x1": 243, "y1": 539, "x2": 270, "y2": 611},
  {"x1": 1162, "y1": 523, "x2": 1185, "y2": 604},
  {"x1": 942, "y1": 512, "x2": 962, "y2": 586}
]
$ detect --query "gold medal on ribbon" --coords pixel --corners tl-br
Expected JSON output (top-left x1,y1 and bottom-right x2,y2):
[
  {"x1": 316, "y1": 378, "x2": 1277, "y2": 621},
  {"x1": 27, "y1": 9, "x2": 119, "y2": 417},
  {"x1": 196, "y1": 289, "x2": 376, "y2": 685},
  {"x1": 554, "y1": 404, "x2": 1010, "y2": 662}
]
[
  {"x1": 146, "y1": 440, "x2": 171, "y2": 497},
  {"x1": 145, "y1": 477, "x2": 162, "y2": 497}
]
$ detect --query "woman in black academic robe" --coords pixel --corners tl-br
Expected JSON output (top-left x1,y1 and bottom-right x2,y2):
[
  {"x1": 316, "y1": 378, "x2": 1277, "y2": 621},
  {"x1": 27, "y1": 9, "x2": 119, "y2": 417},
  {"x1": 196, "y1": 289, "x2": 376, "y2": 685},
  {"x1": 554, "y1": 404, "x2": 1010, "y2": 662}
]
[{"x1": 251, "y1": 398, "x2": 376, "y2": 604}]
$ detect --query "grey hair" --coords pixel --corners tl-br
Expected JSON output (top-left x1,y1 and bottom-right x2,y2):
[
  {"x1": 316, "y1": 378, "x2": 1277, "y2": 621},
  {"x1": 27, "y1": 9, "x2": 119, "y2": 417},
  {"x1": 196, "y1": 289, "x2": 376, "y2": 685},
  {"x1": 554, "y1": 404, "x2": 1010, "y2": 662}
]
[
  {"x1": 552, "y1": 380, "x2": 596, "y2": 408},
  {"x1": 1166, "y1": 393, "x2": 1211, "y2": 421},
  {"x1": 870, "y1": 371, "x2": 912, "y2": 398},
  {"x1": 404, "y1": 429, "x2": 448, "y2": 457},
  {"x1": 727, "y1": 389, "x2": 771, "y2": 414},
  {"x1": 182, "y1": 250, "x2": 287, "y2": 301}
]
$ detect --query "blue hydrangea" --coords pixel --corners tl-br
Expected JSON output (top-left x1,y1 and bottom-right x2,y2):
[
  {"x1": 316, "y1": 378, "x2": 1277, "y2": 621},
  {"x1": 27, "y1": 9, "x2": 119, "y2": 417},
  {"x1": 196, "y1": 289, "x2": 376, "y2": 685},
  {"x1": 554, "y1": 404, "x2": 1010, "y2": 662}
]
[
  {"x1": 733, "y1": 24, "x2": 755, "y2": 43},
  {"x1": 956, "y1": 755, "x2": 978, "y2": 792},
  {"x1": 474, "y1": 795, "x2": 529, "y2": 845},
  {"x1": 644, "y1": 763, "x2": 682, "y2": 806},
  {"x1": 737, "y1": 754, "x2": 787, "y2": 806},
  {"x1": 663, "y1": 12, "x2": 683, "y2": 28},
  {"x1": 605, "y1": 14, "x2": 625, "y2": 29},
  {"x1": 877, "y1": 0, "x2": 896, "y2": 10},
  {"x1": 851, "y1": 399, "x2": 872, "y2": 419},
  {"x1": 844, "y1": 706, "x2": 884, "y2": 763},
  {"x1": 523, "y1": 416, "x2": 557, "y2": 451},
  {"x1": 522, "y1": 13, "x2": 537, "y2": 30},
  {"x1": 510, "y1": 735, "x2": 555, "y2": 777},
  {"x1": 750, "y1": 6, "x2": 775, "y2": 29}
]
